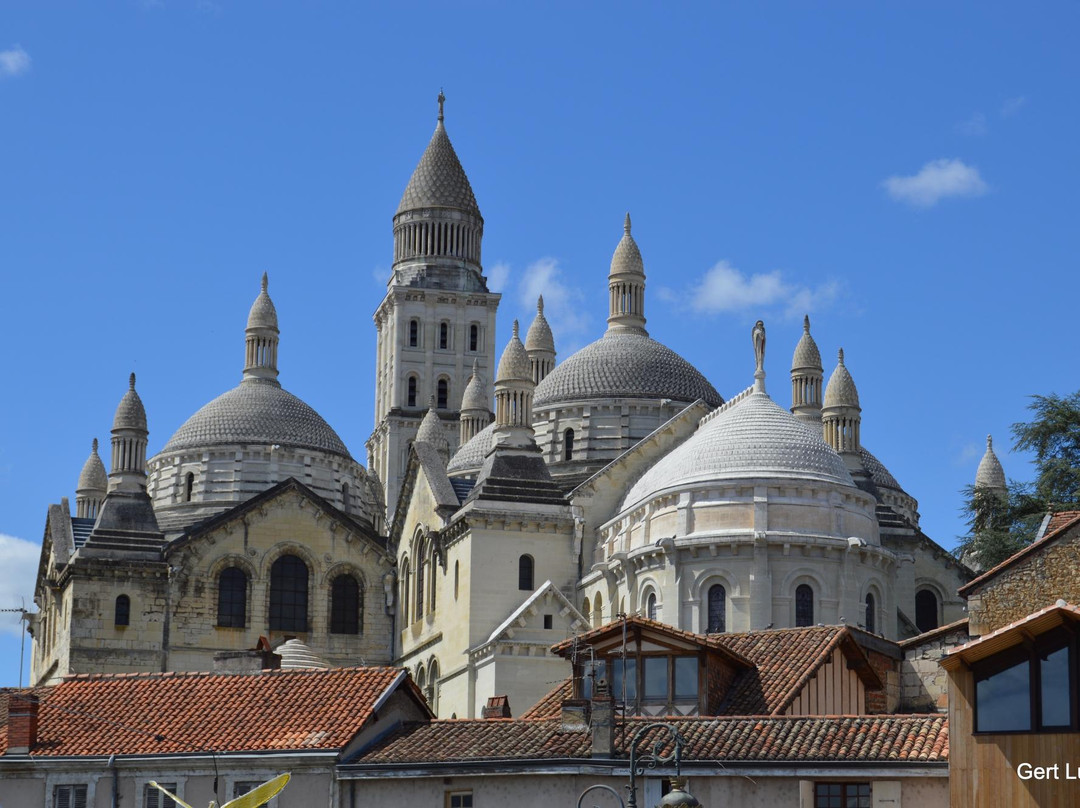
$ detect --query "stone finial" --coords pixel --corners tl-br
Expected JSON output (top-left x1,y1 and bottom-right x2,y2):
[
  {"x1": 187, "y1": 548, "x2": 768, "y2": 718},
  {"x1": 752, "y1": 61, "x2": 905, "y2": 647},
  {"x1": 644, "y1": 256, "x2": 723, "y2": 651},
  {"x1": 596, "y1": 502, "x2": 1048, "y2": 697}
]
[
  {"x1": 92, "y1": 437, "x2": 98, "y2": 453},
  {"x1": 261, "y1": 272, "x2": 268, "y2": 293},
  {"x1": 986, "y1": 434, "x2": 993, "y2": 449},
  {"x1": 537, "y1": 295, "x2": 544, "y2": 314},
  {"x1": 512, "y1": 319, "x2": 519, "y2": 338},
  {"x1": 753, "y1": 320, "x2": 766, "y2": 393},
  {"x1": 624, "y1": 212, "x2": 632, "y2": 235},
  {"x1": 838, "y1": 348, "x2": 845, "y2": 365},
  {"x1": 804, "y1": 314, "x2": 810, "y2": 333},
  {"x1": 438, "y1": 90, "x2": 445, "y2": 122},
  {"x1": 129, "y1": 372, "x2": 136, "y2": 391}
]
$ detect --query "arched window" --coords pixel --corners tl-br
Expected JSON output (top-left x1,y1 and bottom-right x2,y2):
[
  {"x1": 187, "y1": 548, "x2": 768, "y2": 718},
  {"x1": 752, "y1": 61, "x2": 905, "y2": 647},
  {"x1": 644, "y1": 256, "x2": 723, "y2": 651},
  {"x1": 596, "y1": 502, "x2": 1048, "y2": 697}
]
[
  {"x1": 564, "y1": 428, "x2": 575, "y2": 461},
  {"x1": 439, "y1": 322, "x2": 449, "y2": 350},
  {"x1": 707, "y1": 584, "x2": 726, "y2": 633},
  {"x1": 518, "y1": 554, "x2": 534, "y2": 591},
  {"x1": 114, "y1": 595, "x2": 130, "y2": 627},
  {"x1": 330, "y1": 574, "x2": 361, "y2": 635},
  {"x1": 409, "y1": 319, "x2": 419, "y2": 347},
  {"x1": 427, "y1": 659, "x2": 440, "y2": 714},
  {"x1": 915, "y1": 589, "x2": 939, "y2": 633},
  {"x1": 593, "y1": 592, "x2": 603, "y2": 628},
  {"x1": 270, "y1": 554, "x2": 309, "y2": 632},
  {"x1": 469, "y1": 324, "x2": 479, "y2": 352},
  {"x1": 217, "y1": 567, "x2": 247, "y2": 628},
  {"x1": 400, "y1": 557, "x2": 411, "y2": 625},
  {"x1": 795, "y1": 584, "x2": 814, "y2": 627},
  {"x1": 646, "y1": 592, "x2": 658, "y2": 621},
  {"x1": 415, "y1": 542, "x2": 427, "y2": 619},
  {"x1": 582, "y1": 597, "x2": 591, "y2": 626},
  {"x1": 437, "y1": 378, "x2": 449, "y2": 409},
  {"x1": 453, "y1": 560, "x2": 460, "y2": 600},
  {"x1": 407, "y1": 376, "x2": 418, "y2": 408},
  {"x1": 184, "y1": 472, "x2": 194, "y2": 502},
  {"x1": 865, "y1": 592, "x2": 876, "y2": 634}
]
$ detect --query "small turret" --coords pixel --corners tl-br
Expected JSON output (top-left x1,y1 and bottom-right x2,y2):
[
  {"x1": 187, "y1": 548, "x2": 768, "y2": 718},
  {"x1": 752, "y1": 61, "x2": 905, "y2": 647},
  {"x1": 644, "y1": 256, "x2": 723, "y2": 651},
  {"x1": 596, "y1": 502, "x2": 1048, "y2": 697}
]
[
  {"x1": 109, "y1": 373, "x2": 149, "y2": 493},
  {"x1": 244, "y1": 273, "x2": 280, "y2": 383},
  {"x1": 75, "y1": 438, "x2": 108, "y2": 518},
  {"x1": 459, "y1": 359, "x2": 491, "y2": 445},
  {"x1": 822, "y1": 349, "x2": 861, "y2": 454},
  {"x1": 525, "y1": 296, "x2": 556, "y2": 385},
  {"x1": 416, "y1": 397, "x2": 450, "y2": 464},
  {"x1": 606, "y1": 213, "x2": 648, "y2": 336},
  {"x1": 493, "y1": 321, "x2": 535, "y2": 449},
  {"x1": 975, "y1": 434, "x2": 1007, "y2": 495},
  {"x1": 791, "y1": 315, "x2": 823, "y2": 426}
]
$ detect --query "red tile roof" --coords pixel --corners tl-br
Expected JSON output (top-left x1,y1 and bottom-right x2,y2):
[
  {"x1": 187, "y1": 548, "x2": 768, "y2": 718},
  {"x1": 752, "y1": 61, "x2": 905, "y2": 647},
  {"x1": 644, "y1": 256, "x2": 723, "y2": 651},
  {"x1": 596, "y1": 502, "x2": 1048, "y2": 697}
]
[
  {"x1": 942, "y1": 601, "x2": 1080, "y2": 670},
  {"x1": 1044, "y1": 510, "x2": 1080, "y2": 537},
  {"x1": 2, "y1": 667, "x2": 416, "y2": 757},
  {"x1": 959, "y1": 511, "x2": 1080, "y2": 596},
  {"x1": 519, "y1": 678, "x2": 571, "y2": 720},
  {"x1": 896, "y1": 618, "x2": 970, "y2": 650},
  {"x1": 352, "y1": 714, "x2": 947, "y2": 765}
]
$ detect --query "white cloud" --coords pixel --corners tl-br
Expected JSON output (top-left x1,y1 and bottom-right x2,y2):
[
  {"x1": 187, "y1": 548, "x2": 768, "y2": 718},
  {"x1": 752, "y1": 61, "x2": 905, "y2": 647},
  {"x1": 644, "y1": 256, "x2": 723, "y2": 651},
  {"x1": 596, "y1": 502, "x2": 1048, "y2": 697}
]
[
  {"x1": 515, "y1": 257, "x2": 590, "y2": 341},
  {"x1": 486, "y1": 261, "x2": 510, "y2": 293},
  {"x1": 0, "y1": 45, "x2": 31, "y2": 79},
  {"x1": 1001, "y1": 96, "x2": 1027, "y2": 117},
  {"x1": 955, "y1": 112, "x2": 987, "y2": 136},
  {"x1": 0, "y1": 534, "x2": 38, "y2": 638},
  {"x1": 882, "y1": 158, "x2": 989, "y2": 208},
  {"x1": 684, "y1": 260, "x2": 840, "y2": 319}
]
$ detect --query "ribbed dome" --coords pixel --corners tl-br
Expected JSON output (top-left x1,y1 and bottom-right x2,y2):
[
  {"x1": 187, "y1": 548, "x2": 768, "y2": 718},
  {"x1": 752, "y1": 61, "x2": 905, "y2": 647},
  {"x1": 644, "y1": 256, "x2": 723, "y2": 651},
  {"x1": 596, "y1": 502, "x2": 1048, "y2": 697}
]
[
  {"x1": 610, "y1": 213, "x2": 644, "y2": 278},
  {"x1": 622, "y1": 392, "x2": 853, "y2": 511},
  {"x1": 525, "y1": 296, "x2": 555, "y2": 353},
  {"x1": 77, "y1": 438, "x2": 108, "y2": 492},
  {"x1": 823, "y1": 349, "x2": 860, "y2": 409},
  {"x1": 416, "y1": 401, "x2": 447, "y2": 446},
  {"x1": 534, "y1": 332, "x2": 722, "y2": 408},
  {"x1": 859, "y1": 447, "x2": 904, "y2": 493},
  {"x1": 247, "y1": 272, "x2": 278, "y2": 329},
  {"x1": 497, "y1": 321, "x2": 531, "y2": 382},
  {"x1": 461, "y1": 361, "x2": 488, "y2": 411},
  {"x1": 975, "y1": 434, "x2": 1007, "y2": 491},
  {"x1": 113, "y1": 373, "x2": 147, "y2": 431},
  {"x1": 277, "y1": 638, "x2": 330, "y2": 670},
  {"x1": 161, "y1": 378, "x2": 349, "y2": 457},
  {"x1": 792, "y1": 315, "x2": 821, "y2": 370},
  {"x1": 447, "y1": 421, "x2": 495, "y2": 476},
  {"x1": 396, "y1": 117, "x2": 479, "y2": 216}
]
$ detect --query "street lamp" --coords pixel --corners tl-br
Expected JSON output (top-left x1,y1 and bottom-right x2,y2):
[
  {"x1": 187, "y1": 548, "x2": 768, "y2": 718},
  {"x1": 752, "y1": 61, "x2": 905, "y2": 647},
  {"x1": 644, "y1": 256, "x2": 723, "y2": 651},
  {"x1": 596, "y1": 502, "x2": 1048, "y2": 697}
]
[{"x1": 577, "y1": 723, "x2": 701, "y2": 808}]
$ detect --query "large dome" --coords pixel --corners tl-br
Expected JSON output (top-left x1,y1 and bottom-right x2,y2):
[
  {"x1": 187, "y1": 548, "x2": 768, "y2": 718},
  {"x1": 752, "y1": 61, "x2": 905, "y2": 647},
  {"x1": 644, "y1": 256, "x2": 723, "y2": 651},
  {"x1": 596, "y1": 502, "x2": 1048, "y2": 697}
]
[
  {"x1": 621, "y1": 391, "x2": 853, "y2": 511},
  {"x1": 446, "y1": 421, "x2": 495, "y2": 476},
  {"x1": 161, "y1": 378, "x2": 350, "y2": 457},
  {"x1": 534, "y1": 332, "x2": 722, "y2": 408}
]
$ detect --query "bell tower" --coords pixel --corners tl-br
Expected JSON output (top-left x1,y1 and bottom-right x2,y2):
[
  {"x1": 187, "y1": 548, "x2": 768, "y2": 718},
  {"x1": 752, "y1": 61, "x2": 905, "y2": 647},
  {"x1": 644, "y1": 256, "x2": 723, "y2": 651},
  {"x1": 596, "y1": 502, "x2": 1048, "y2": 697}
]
[{"x1": 368, "y1": 93, "x2": 501, "y2": 520}]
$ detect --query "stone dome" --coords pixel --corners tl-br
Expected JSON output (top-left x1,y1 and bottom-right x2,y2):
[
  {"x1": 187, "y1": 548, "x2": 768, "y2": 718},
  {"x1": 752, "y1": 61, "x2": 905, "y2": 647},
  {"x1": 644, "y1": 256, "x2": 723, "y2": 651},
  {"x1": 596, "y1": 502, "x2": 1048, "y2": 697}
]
[
  {"x1": 396, "y1": 114, "x2": 479, "y2": 216},
  {"x1": 622, "y1": 391, "x2": 853, "y2": 511},
  {"x1": 497, "y1": 321, "x2": 531, "y2": 382},
  {"x1": 975, "y1": 435, "x2": 1007, "y2": 491},
  {"x1": 113, "y1": 373, "x2": 147, "y2": 431},
  {"x1": 525, "y1": 296, "x2": 555, "y2": 353},
  {"x1": 859, "y1": 447, "x2": 904, "y2": 493},
  {"x1": 247, "y1": 272, "x2": 278, "y2": 329},
  {"x1": 534, "y1": 331, "x2": 722, "y2": 408},
  {"x1": 610, "y1": 213, "x2": 644, "y2": 277},
  {"x1": 416, "y1": 401, "x2": 447, "y2": 447},
  {"x1": 277, "y1": 638, "x2": 330, "y2": 670},
  {"x1": 447, "y1": 421, "x2": 495, "y2": 476},
  {"x1": 823, "y1": 349, "x2": 860, "y2": 409},
  {"x1": 161, "y1": 378, "x2": 350, "y2": 457},
  {"x1": 461, "y1": 362, "x2": 488, "y2": 412},
  {"x1": 77, "y1": 439, "x2": 108, "y2": 492},
  {"x1": 792, "y1": 315, "x2": 821, "y2": 370}
]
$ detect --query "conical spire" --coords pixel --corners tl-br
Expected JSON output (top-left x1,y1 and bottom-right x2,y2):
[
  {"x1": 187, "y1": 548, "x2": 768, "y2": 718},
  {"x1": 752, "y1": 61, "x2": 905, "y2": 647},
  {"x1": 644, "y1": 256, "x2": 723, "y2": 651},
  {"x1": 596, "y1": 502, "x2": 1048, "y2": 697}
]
[
  {"x1": 109, "y1": 373, "x2": 150, "y2": 492},
  {"x1": 416, "y1": 396, "x2": 450, "y2": 464},
  {"x1": 525, "y1": 295, "x2": 556, "y2": 385},
  {"x1": 607, "y1": 213, "x2": 648, "y2": 336},
  {"x1": 975, "y1": 434, "x2": 1007, "y2": 493},
  {"x1": 822, "y1": 349, "x2": 861, "y2": 454},
  {"x1": 791, "y1": 314, "x2": 824, "y2": 425},
  {"x1": 459, "y1": 358, "x2": 492, "y2": 445},
  {"x1": 396, "y1": 93, "x2": 480, "y2": 216},
  {"x1": 244, "y1": 274, "x2": 280, "y2": 384},
  {"x1": 493, "y1": 321, "x2": 536, "y2": 448},
  {"x1": 76, "y1": 438, "x2": 108, "y2": 519}
]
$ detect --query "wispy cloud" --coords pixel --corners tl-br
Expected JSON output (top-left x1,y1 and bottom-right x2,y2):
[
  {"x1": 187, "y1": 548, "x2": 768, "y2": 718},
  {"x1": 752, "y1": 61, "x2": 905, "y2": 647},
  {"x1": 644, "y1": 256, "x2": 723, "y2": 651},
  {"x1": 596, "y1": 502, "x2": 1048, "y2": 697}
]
[
  {"x1": 515, "y1": 257, "x2": 590, "y2": 343},
  {"x1": 661, "y1": 260, "x2": 840, "y2": 319},
  {"x1": 486, "y1": 261, "x2": 510, "y2": 293},
  {"x1": 882, "y1": 158, "x2": 989, "y2": 208},
  {"x1": 954, "y1": 441, "x2": 982, "y2": 467},
  {"x1": 0, "y1": 534, "x2": 37, "y2": 638},
  {"x1": 955, "y1": 112, "x2": 988, "y2": 137},
  {"x1": 1001, "y1": 96, "x2": 1027, "y2": 118},
  {"x1": 0, "y1": 45, "x2": 30, "y2": 79}
]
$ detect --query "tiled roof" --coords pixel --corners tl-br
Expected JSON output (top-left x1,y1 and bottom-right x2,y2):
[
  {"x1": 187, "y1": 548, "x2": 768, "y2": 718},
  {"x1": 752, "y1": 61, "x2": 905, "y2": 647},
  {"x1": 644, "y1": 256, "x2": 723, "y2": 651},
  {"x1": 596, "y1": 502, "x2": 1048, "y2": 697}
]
[
  {"x1": 958, "y1": 511, "x2": 1080, "y2": 596},
  {"x1": 1044, "y1": 510, "x2": 1080, "y2": 537},
  {"x1": 520, "y1": 678, "x2": 571, "y2": 720},
  {"x1": 352, "y1": 714, "x2": 947, "y2": 765},
  {"x1": 397, "y1": 121, "x2": 479, "y2": 215},
  {"x1": 1, "y1": 667, "x2": 410, "y2": 757},
  {"x1": 896, "y1": 618, "x2": 970, "y2": 650},
  {"x1": 943, "y1": 601, "x2": 1080, "y2": 670}
]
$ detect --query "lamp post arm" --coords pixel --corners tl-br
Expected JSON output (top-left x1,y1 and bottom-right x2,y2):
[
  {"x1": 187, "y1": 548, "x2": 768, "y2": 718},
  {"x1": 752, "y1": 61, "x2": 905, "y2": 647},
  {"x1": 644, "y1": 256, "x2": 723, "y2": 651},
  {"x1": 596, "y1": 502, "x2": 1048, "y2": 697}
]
[
  {"x1": 578, "y1": 784, "x2": 626, "y2": 808},
  {"x1": 625, "y1": 723, "x2": 687, "y2": 808}
]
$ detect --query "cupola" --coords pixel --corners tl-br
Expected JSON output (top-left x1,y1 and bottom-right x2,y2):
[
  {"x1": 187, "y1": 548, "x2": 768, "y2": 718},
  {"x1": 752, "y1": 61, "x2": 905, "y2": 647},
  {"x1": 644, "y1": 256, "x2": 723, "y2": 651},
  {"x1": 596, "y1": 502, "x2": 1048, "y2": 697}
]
[
  {"x1": 459, "y1": 359, "x2": 491, "y2": 445},
  {"x1": 975, "y1": 434, "x2": 1007, "y2": 494},
  {"x1": 109, "y1": 373, "x2": 149, "y2": 493},
  {"x1": 791, "y1": 315, "x2": 823, "y2": 426},
  {"x1": 822, "y1": 349, "x2": 861, "y2": 454},
  {"x1": 525, "y1": 295, "x2": 556, "y2": 384},
  {"x1": 75, "y1": 438, "x2": 108, "y2": 518},
  {"x1": 244, "y1": 273, "x2": 280, "y2": 383},
  {"x1": 606, "y1": 213, "x2": 648, "y2": 336}
]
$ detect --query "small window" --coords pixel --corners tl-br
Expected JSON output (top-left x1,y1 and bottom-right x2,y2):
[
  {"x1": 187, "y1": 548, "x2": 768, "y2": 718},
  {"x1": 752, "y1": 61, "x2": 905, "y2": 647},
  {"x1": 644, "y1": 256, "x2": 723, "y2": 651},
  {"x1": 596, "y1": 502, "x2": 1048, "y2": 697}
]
[
  {"x1": 54, "y1": 785, "x2": 88, "y2": 808},
  {"x1": 341, "y1": 481, "x2": 350, "y2": 514},
  {"x1": 646, "y1": 592, "x2": 658, "y2": 621},
  {"x1": 409, "y1": 319, "x2": 419, "y2": 347},
  {"x1": 454, "y1": 560, "x2": 459, "y2": 600},
  {"x1": 544, "y1": 614, "x2": 553, "y2": 630},
  {"x1": 269, "y1": 554, "x2": 308, "y2": 632},
  {"x1": 518, "y1": 555, "x2": 534, "y2": 591},
  {"x1": 146, "y1": 782, "x2": 179, "y2": 808},
  {"x1": 564, "y1": 428, "x2": 575, "y2": 461},
  {"x1": 915, "y1": 589, "x2": 939, "y2": 633},
  {"x1": 795, "y1": 584, "x2": 814, "y2": 627},
  {"x1": 217, "y1": 567, "x2": 247, "y2": 628},
  {"x1": 330, "y1": 574, "x2": 361, "y2": 635},
  {"x1": 184, "y1": 472, "x2": 194, "y2": 502},
  {"x1": 814, "y1": 783, "x2": 871, "y2": 808},
  {"x1": 407, "y1": 376, "x2": 418, "y2": 408},
  {"x1": 439, "y1": 322, "x2": 449, "y2": 350},
  {"x1": 864, "y1": 592, "x2": 876, "y2": 634},
  {"x1": 114, "y1": 595, "x2": 130, "y2": 627},
  {"x1": 611, "y1": 657, "x2": 638, "y2": 700},
  {"x1": 469, "y1": 324, "x2": 479, "y2": 352},
  {"x1": 974, "y1": 633, "x2": 1075, "y2": 733},
  {"x1": 707, "y1": 584, "x2": 726, "y2": 633},
  {"x1": 643, "y1": 656, "x2": 669, "y2": 699},
  {"x1": 437, "y1": 378, "x2": 449, "y2": 409},
  {"x1": 673, "y1": 656, "x2": 698, "y2": 699},
  {"x1": 447, "y1": 792, "x2": 473, "y2": 808}
]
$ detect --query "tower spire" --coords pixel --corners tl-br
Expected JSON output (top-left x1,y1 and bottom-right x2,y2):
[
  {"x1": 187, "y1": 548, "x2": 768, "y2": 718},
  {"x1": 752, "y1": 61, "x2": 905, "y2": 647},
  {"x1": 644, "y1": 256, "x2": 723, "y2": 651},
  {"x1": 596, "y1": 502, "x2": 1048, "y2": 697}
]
[
  {"x1": 607, "y1": 213, "x2": 648, "y2": 336},
  {"x1": 525, "y1": 295, "x2": 556, "y2": 385},
  {"x1": 438, "y1": 89, "x2": 445, "y2": 123},
  {"x1": 76, "y1": 437, "x2": 108, "y2": 518},
  {"x1": 791, "y1": 314, "x2": 824, "y2": 426},
  {"x1": 244, "y1": 274, "x2": 280, "y2": 384},
  {"x1": 823, "y1": 347, "x2": 862, "y2": 454}
]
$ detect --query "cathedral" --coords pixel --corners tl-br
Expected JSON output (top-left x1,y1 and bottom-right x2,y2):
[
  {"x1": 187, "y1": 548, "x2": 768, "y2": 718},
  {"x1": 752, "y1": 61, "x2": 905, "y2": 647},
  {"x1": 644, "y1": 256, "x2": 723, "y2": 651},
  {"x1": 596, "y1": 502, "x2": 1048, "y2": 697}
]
[{"x1": 28, "y1": 95, "x2": 975, "y2": 719}]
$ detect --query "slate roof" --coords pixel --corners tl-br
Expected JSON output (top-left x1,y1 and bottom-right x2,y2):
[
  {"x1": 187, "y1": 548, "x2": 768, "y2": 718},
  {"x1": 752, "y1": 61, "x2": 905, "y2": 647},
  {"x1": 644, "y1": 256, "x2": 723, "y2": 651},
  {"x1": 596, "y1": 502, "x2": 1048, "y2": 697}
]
[
  {"x1": 161, "y1": 378, "x2": 350, "y2": 457},
  {"x1": 351, "y1": 714, "x2": 947, "y2": 765},
  {"x1": 0, "y1": 667, "x2": 411, "y2": 756},
  {"x1": 397, "y1": 120, "x2": 479, "y2": 215},
  {"x1": 534, "y1": 332, "x2": 722, "y2": 409}
]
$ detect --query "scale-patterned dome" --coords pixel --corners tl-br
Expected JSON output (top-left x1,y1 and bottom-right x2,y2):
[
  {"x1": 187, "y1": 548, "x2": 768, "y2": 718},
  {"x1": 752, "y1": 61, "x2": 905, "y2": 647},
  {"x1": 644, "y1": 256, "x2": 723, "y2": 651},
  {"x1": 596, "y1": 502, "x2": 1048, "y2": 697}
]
[
  {"x1": 113, "y1": 373, "x2": 147, "y2": 431},
  {"x1": 397, "y1": 118, "x2": 479, "y2": 215},
  {"x1": 622, "y1": 392, "x2": 853, "y2": 511},
  {"x1": 534, "y1": 332, "x2": 722, "y2": 408},
  {"x1": 447, "y1": 421, "x2": 495, "y2": 476},
  {"x1": 525, "y1": 297, "x2": 555, "y2": 353},
  {"x1": 161, "y1": 378, "x2": 350, "y2": 457},
  {"x1": 823, "y1": 349, "x2": 860, "y2": 409},
  {"x1": 792, "y1": 315, "x2": 821, "y2": 370},
  {"x1": 975, "y1": 435, "x2": 1007, "y2": 491},
  {"x1": 77, "y1": 439, "x2": 108, "y2": 492}
]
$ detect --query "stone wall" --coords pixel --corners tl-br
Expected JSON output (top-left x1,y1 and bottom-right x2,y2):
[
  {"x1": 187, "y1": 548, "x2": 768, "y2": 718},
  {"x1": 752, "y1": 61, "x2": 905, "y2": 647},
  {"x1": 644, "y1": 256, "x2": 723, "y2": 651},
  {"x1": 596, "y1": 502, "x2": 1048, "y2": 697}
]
[{"x1": 899, "y1": 624, "x2": 971, "y2": 712}]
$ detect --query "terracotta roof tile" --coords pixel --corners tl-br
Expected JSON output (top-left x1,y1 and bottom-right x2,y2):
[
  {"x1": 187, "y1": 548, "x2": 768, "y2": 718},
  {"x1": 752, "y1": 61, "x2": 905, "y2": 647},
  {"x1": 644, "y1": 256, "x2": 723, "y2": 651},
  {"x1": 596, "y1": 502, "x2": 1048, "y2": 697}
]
[
  {"x1": 353, "y1": 715, "x2": 948, "y2": 765},
  {"x1": 520, "y1": 678, "x2": 571, "y2": 720},
  {"x1": 3, "y1": 667, "x2": 409, "y2": 757}
]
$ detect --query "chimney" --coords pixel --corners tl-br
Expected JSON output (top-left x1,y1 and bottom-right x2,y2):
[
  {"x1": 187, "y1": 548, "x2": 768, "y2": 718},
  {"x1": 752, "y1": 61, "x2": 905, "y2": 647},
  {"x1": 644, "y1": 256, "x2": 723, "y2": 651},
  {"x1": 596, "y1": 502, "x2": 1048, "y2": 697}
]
[
  {"x1": 481, "y1": 695, "x2": 512, "y2": 719},
  {"x1": 590, "y1": 680, "x2": 615, "y2": 758},
  {"x1": 5, "y1": 694, "x2": 39, "y2": 755}
]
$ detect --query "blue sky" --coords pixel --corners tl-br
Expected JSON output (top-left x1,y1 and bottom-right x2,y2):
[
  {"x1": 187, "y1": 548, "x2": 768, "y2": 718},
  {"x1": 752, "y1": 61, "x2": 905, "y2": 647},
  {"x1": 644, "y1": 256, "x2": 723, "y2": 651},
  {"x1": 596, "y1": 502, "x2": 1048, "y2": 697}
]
[{"x1": 1, "y1": 2, "x2": 1077, "y2": 687}]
